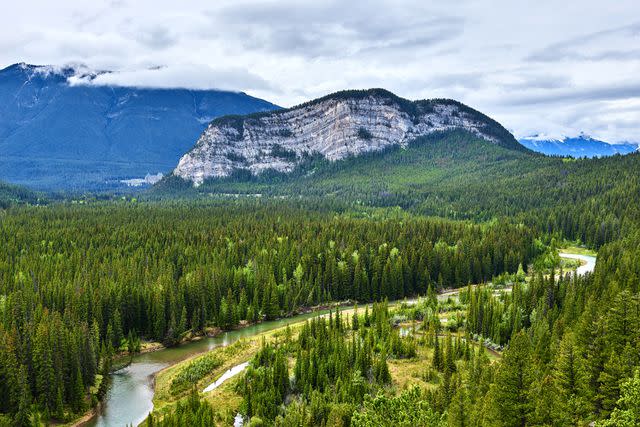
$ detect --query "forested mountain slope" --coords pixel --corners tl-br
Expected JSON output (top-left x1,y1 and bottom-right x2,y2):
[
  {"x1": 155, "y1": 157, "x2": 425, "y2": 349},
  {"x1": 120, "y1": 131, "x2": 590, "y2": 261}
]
[
  {"x1": 0, "y1": 63, "x2": 279, "y2": 190},
  {"x1": 172, "y1": 89, "x2": 525, "y2": 185},
  {"x1": 0, "y1": 180, "x2": 43, "y2": 208},
  {"x1": 159, "y1": 130, "x2": 640, "y2": 247}
]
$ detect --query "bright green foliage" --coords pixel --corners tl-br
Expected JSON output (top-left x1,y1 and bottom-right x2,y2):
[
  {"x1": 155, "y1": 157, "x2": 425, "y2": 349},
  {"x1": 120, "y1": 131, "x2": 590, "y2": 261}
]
[
  {"x1": 241, "y1": 303, "x2": 399, "y2": 425},
  {"x1": 146, "y1": 388, "x2": 216, "y2": 426},
  {"x1": 598, "y1": 369, "x2": 640, "y2": 427},
  {"x1": 352, "y1": 386, "x2": 443, "y2": 426},
  {"x1": 170, "y1": 354, "x2": 222, "y2": 395},
  {"x1": 487, "y1": 331, "x2": 533, "y2": 426},
  {"x1": 242, "y1": 341, "x2": 290, "y2": 421}
]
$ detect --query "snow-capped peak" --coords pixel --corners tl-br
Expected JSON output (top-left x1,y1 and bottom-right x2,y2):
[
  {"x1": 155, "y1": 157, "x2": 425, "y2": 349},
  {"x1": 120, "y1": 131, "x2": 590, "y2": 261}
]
[{"x1": 520, "y1": 133, "x2": 565, "y2": 143}]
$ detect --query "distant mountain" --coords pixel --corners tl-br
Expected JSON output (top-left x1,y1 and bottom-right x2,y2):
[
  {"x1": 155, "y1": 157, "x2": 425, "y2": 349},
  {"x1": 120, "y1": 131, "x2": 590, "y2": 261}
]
[
  {"x1": 519, "y1": 135, "x2": 638, "y2": 158},
  {"x1": 0, "y1": 63, "x2": 279, "y2": 190},
  {"x1": 172, "y1": 88, "x2": 526, "y2": 185}
]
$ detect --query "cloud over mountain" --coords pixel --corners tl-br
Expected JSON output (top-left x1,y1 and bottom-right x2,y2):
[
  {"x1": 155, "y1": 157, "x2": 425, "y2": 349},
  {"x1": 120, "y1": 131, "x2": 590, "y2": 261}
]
[{"x1": 0, "y1": 0, "x2": 638, "y2": 142}]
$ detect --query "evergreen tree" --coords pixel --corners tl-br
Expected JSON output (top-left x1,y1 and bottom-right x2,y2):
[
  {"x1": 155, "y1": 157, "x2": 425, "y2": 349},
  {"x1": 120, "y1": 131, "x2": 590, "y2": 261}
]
[{"x1": 490, "y1": 331, "x2": 533, "y2": 427}]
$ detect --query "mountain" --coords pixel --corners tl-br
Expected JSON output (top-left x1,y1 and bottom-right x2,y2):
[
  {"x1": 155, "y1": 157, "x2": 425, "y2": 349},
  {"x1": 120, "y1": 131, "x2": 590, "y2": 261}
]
[
  {"x1": 156, "y1": 128, "x2": 640, "y2": 225},
  {"x1": 0, "y1": 63, "x2": 279, "y2": 190},
  {"x1": 172, "y1": 88, "x2": 526, "y2": 185},
  {"x1": 519, "y1": 134, "x2": 638, "y2": 158}
]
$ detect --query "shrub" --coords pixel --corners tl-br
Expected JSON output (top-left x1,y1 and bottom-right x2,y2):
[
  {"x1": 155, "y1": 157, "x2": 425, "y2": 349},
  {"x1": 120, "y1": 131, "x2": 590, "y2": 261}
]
[
  {"x1": 357, "y1": 127, "x2": 373, "y2": 140},
  {"x1": 170, "y1": 354, "x2": 223, "y2": 395}
]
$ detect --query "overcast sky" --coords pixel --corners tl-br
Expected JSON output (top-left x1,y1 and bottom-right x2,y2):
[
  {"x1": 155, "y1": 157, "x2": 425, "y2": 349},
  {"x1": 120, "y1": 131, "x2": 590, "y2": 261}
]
[{"x1": 2, "y1": 0, "x2": 639, "y2": 142}]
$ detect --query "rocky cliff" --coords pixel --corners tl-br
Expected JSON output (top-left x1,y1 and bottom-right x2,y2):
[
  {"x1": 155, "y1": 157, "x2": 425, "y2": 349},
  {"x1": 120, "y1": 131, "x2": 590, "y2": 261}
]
[{"x1": 174, "y1": 89, "x2": 523, "y2": 185}]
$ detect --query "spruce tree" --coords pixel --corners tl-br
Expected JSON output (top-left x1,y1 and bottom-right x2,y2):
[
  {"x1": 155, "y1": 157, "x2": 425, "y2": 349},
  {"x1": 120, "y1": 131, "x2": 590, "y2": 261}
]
[{"x1": 491, "y1": 331, "x2": 533, "y2": 427}]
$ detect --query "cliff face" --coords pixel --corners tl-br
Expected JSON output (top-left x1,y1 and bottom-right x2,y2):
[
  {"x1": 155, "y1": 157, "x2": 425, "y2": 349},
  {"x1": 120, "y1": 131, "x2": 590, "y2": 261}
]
[{"x1": 174, "y1": 89, "x2": 522, "y2": 185}]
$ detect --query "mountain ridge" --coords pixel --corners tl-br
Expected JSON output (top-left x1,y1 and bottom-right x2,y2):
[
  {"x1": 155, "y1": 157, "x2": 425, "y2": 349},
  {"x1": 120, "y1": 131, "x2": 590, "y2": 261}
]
[
  {"x1": 519, "y1": 134, "x2": 638, "y2": 158},
  {"x1": 173, "y1": 88, "x2": 527, "y2": 185}
]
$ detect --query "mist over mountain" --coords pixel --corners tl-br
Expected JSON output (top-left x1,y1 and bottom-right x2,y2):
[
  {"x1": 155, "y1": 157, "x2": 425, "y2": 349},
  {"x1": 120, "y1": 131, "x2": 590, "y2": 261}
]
[{"x1": 0, "y1": 63, "x2": 279, "y2": 190}]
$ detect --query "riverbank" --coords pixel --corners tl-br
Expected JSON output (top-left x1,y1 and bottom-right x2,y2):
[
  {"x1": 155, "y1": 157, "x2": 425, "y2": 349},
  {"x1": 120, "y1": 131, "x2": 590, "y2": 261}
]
[
  {"x1": 83, "y1": 302, "x2": 368, "y2": 426},
  {"x1": 149, "y1": 298, "x2": 501, "y2": 425},
  {"x1": 112, "y1": 300, "x2": 360, "y2": 362},
  {"x1": 86, "y1": 248, "x2": 599, "y2": 426},
  {"x1": 560, "y1": 246, "x2": 598, "y2": 257}
]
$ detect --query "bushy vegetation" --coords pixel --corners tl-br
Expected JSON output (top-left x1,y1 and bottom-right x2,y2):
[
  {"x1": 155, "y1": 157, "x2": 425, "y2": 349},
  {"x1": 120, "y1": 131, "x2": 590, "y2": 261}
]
[{"x1": 170, "y1": 353, "x2": 223, "y2": 395}]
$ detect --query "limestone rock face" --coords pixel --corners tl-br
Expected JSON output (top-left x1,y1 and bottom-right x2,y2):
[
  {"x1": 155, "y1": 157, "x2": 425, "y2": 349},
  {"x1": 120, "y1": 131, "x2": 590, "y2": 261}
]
[{"x1": 174, "y1": 89, "x2": 521, "y2": 185}]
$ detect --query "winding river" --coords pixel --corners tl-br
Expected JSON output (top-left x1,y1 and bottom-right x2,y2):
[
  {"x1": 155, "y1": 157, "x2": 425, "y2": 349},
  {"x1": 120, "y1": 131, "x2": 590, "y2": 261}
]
[
  {"x1": 559, "y1": 252, "x2": 597, "y2": 276},
  {"x1": 84, "y1": 310, "x2": 332, "y2": 427},
  {"x1": 85, "y1": 251, "x2": 597, "y2": 427}
]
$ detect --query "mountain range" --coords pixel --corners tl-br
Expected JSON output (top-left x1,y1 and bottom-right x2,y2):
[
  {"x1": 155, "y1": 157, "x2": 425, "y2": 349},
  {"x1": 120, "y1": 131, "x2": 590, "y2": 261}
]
[
  {"x1": 2, "y1": 65, "x2": 638, "y2": 194},
  {"x1": 0, "y1": 63, "x2": 279, "y2": 190},
  {"x1": 519, "y1": 135, "x2": 638, "y2": 158}
]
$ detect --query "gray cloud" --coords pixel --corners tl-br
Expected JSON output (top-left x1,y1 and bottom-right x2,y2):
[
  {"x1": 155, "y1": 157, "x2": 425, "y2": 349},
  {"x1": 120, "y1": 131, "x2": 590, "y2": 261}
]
[
  {"x1": 527, "y1": 22, "x2": 640, "y2": 62},
  {"x1": 0, "y1": 0, "x2": 639, "y2": 142},
  {"x1": 503, "y1": 83, "x2": 640, "y2": 106},
  {"x1": 213, "y1": 2, "x2": 464, "y2": 59},
  {"x1": 136, "y1": 26, "x2": 176, "y2": 49}
]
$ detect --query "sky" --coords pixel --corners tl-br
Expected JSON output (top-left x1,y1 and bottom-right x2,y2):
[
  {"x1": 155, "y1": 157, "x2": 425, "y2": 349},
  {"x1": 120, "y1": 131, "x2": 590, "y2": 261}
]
[{"x1": 1, "y1": 0, "x2": 639, "y2": 142}]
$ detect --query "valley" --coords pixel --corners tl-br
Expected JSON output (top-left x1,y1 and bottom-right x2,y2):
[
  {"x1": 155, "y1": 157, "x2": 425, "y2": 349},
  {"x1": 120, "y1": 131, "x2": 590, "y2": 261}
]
[
  {"x1": 0, "y1": 90, "x2": 639, "y2": 427},
  {"x1": 105, "y1": 250, "x2": 592, "y2": 427},
  {"x1": 2, "y1": 2, "x2": 640, "y2": 426}
]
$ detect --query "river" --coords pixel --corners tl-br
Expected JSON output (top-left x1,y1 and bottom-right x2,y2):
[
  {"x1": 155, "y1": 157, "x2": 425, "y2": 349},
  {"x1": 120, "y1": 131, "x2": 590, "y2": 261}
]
[
  {"x1": 85, "y1": 252, "x2": 597, "y2": 426},
  {"x1": 559, "y1": 252, "x2": 597, "y2": 276},
  {"x1": 83, "y1": 309, "x2": 332, "y2": 427}
]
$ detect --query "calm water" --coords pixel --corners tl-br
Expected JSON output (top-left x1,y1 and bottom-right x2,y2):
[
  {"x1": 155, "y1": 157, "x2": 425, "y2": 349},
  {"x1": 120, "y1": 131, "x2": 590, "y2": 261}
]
[
  {"x1": 559, "y1": 252, "x2": 597, "y2": 276},
  {"x1": 85, "y1": 309, "x2": 331, "y2": 427}
]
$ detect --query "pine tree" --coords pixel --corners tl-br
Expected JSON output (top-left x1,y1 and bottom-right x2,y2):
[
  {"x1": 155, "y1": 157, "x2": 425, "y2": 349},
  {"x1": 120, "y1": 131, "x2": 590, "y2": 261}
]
[
  {"x1": 71, "y1": 365, "x2": 85, "y2": 413},
  {"x1": 491, "y1": 331, "x2": 533, "y2": 427},
  {"x1": 112, "y1": 308, "x2": 124, "y2": 350},
  {"x1": 554, "y1": 333, "x2": 590, "y2": 424},
  {"x1": 599, "y1": 369, "x2": 640, "y2": 427},
  {"x1": 598, "y1": 352, "x2": 626, "y2": 418},
  {"x1": 433, "y1": 332, "x2": 443, "y2": 372},
  {"x1": 448, "y1": 375, "x2": 470, "y2": 427},
  {"x1": 13, "y1": 364, "x2": 32, "y2": 427},
  {"x1": 352, "y1": 306, "x2": 359, "y2": 331},
  {"x1": 445, "y1": 332, "x2": 456, "y2": 374},
  {"x1": 265, "y1": 284, "x2": 280, "y2": 320}
]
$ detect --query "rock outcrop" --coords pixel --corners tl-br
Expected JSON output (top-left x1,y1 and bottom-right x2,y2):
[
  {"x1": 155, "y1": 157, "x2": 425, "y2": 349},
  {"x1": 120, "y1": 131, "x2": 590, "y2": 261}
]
[{"x1": 174, "y1": 89, "x2": 523, "y2": 185}]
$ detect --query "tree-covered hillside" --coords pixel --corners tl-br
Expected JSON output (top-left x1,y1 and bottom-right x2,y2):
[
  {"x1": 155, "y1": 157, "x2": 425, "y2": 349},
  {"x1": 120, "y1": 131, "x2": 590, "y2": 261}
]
[
  {"x1": 0, "y1": 180, "x2": 43, "y2": 208},
  {"x1": 158, "y1": 130, "x2": 639, "y2": 247}
]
